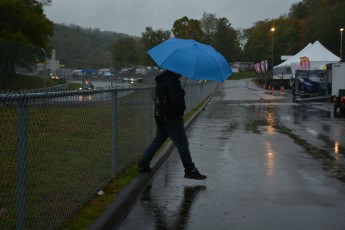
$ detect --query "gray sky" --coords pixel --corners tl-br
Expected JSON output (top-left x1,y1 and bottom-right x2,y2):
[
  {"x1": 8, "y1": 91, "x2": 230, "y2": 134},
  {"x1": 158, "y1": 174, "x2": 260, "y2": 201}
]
[{"x1": 44, "y1": 0, "x2": 298, "y2": 36}]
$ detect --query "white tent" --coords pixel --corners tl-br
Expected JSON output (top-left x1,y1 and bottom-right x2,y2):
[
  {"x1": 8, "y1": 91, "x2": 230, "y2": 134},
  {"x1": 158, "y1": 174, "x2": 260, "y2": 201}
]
[
  {"x1": 273, "y1": 41, "x2": 340, "y2": 78},
  {"x1": 274, "y1": 43, "x2": 312, "y2": 69}
]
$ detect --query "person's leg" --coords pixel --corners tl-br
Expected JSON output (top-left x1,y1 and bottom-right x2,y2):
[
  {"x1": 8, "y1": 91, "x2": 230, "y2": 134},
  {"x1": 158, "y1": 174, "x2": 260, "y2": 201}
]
[
  {"x1": 164, "y1": 117, "x2": 195, "y2": 173},
  {"x1": 139, "y1": 125, "x2": 168, "y2": 168}
]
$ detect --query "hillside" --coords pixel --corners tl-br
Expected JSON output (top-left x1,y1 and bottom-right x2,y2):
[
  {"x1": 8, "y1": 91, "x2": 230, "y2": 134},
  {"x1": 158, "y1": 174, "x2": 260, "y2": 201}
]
[{"x1": 49, "y1": 24, "x2": 135, "y2": 69}]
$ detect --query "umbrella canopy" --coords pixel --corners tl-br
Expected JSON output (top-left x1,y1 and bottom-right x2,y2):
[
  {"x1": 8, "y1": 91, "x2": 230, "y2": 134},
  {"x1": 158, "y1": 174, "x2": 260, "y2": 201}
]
[{"x1": 147, "y1": 38, "x2": 233, "y2": 82}]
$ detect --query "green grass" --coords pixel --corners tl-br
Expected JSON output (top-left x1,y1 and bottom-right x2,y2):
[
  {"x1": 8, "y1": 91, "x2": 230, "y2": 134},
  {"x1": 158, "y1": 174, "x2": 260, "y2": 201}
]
[
  {"x1": 228, "y1": 71, "x2": 255, "y2": 80},
  {"x1": 60, "y1": 163, "x2": 139, "y2": 230},
  {"x1": 0, "y1": 104, "x2": 114, "y2": 229},
  {"x1": 67, "y1": 82, "x2": 82, "y2": 90},
  {"x1": 0, "y1": 74, "x2": 80, "y2": 90},
  {"x1": 0, "y1": 89, "x2": 153, "y2": 229}
]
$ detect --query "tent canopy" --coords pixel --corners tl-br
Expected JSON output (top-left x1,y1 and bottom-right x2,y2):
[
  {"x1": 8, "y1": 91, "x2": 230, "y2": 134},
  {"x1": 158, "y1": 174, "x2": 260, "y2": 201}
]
[
  {"x1": 274, "y1": 41, "x2": 340, "y2": 75},
  {"x1": 274, "y1": 43, "x2": 312, "y2": 68}
]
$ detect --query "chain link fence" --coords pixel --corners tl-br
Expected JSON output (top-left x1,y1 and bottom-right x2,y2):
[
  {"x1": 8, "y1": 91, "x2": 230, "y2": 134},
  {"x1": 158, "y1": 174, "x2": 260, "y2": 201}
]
[{"x1": 0, "y1": 80, "x2": 217, "y2": 229}]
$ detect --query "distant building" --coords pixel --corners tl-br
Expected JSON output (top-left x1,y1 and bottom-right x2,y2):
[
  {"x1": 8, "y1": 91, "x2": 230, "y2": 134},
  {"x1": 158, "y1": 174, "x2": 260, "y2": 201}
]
[
  {"x1": 281, "y1": 55, "x2": 293, "y2": 61},
  {"x1": 37, "y1": 49, "x2": 60, "y2": 75},
  {"x1": 231, "y1": 62, "x2": 254, "y2": 72}
]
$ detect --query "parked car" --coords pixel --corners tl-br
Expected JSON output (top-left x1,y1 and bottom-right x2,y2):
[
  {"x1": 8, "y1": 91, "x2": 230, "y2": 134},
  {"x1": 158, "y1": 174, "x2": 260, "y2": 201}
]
[
  {"x1": 298, "y1": 78, "x2": 317, "y2": 93},
  {"x1": 299, "y1": 78, "x2": 319, "y2": 93},
  {"x1": 294, "y1": 70, "x2": 323, "y2": 94}
]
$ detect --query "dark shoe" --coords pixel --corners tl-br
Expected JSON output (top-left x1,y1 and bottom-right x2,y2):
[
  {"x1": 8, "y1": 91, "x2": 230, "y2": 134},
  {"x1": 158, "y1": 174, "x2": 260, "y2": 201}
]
[
  {"x1": 137, "y1": 163, "x2": 151, "y2": 173},
  {"x1": 184, "y1": 168, "x2": 207, "y2": 180}
]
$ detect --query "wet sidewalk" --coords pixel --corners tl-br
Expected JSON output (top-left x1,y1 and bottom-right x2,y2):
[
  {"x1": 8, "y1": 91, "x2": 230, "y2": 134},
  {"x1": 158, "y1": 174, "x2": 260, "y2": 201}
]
[{"x1": 92, "y1": 79, "x2": 345, "y2": 230}]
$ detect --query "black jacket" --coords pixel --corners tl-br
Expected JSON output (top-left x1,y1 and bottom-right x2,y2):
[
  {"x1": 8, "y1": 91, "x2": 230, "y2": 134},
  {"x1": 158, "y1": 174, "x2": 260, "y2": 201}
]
[{"x1": 154, "y1": 70, "x2": 186, "y2": 124}]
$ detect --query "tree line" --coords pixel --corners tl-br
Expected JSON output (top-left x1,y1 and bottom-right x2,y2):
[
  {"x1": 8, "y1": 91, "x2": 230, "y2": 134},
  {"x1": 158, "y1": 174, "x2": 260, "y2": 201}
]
[
  {"x1": 112, "y1": 0, "x2": 345, "y2": 71},
  {"x1": 244, "y1": 0, "x2": 345, "y2": 68},
  {"x1": 49, "y1": 24, "x2": 130, "y2": 69},
  {"x1": 111, "y1": 13, "x2": 241, "y2": 70},
  {"x1": 1, "y1": 0, "x2": 344, "y2": 82}
]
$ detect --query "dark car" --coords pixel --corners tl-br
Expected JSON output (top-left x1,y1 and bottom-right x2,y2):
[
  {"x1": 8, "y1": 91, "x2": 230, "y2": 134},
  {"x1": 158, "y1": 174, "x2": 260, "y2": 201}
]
[
  {"x1": 298, "y1": 78, "x2": 319, "y2": 93},
  {"x1": 79, "y1": 80, "x2": 94, "y2": 91},
  {"x1": 294, "y1": 70, "x2": 324, "y2": 94}
]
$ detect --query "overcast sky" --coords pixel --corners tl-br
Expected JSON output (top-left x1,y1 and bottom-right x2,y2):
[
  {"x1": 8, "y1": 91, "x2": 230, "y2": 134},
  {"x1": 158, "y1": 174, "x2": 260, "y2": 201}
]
[{"x1": 44, "y1": 0, "x2": 299, "y2": 36}]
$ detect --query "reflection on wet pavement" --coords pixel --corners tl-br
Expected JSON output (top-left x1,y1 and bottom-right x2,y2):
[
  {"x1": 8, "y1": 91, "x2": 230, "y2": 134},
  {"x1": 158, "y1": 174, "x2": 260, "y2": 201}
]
[
  {"x1": 142, "y1": 184, "x2": 206, "y2": 230},
  {"x1": 208, "y1": 88, "x2": 345, "y2": 182},
  {"x1": 264, "y1": 142, "x2": 276, "y2": 177},
  {"x1": 118, "y1": 181, "x2": 206, "y2": 230}
]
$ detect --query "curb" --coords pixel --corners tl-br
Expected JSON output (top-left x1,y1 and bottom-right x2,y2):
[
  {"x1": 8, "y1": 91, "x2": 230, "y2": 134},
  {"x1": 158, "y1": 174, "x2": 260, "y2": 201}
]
[{"x1": 88, "y1": 88, "x2": 217, "y2": 230}]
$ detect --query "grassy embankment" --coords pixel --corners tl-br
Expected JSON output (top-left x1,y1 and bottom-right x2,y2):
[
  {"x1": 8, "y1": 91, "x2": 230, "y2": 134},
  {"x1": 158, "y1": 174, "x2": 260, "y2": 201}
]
[
  {"x1": 0, "y1": 75, "x2": 80, "y2": 90},
  {"x1": 229, "y1": 71, "x2": 256, "y2": 80}
]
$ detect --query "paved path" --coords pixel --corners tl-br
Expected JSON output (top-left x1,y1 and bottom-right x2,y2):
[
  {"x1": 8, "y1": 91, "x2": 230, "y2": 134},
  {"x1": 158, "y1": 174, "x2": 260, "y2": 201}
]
[{"x1": 116, "y1": 79, "x2": 345, "y2": 230}]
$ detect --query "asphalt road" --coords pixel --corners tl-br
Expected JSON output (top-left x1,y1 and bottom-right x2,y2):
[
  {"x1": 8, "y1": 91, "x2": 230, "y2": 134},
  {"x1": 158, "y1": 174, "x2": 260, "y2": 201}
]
[{"x1": 116, "y1": 79, "x2": 345, "y2": 230}]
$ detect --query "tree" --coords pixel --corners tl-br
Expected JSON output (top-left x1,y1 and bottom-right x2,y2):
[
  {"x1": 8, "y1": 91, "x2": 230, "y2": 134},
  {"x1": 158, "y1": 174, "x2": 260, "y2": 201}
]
[
  {"x1": 244, "y1": 16, "x2": 306, "y2": 66},
  {"x1": 200, "y1": 12, "x2": 218, "y2": 45},
  {"x1": 50, "y1": 24, "x2": 129, "y2": 69},
  {"x1": 0, "y1": 0, "x2": 53, "y2": 80},
  {"x1": 243, "y1": 20, "x2": 272, "y2": 62},
  {"x1": 140, "y1": 27, "x2": 171, "y2": 66},
  {"x1": 172, "y1": 14, "x2": 241, "y2": 63},
  {"x1": 287, "y1": 0, "x2": 345, "y2": 56},
  {"x1": 242, "y1": 0, "x2": 345, "y2": 66},
  {"x1": 214, "y1": 17, "x2": 240, "y2": 62},
  {"x1": 111, "y1": 37, "x2": 138, "y2": 69},
  {"x1": 289, "y1": 1, "x2": 310, "y2": 20},
  {"x1": 172, "y1": 16, "x2": 203, "y2": 41}
]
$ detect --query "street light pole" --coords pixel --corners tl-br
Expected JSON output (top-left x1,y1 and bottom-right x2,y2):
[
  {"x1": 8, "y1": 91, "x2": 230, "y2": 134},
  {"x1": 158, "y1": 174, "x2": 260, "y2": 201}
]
[
  {"x1": 340, "y1": 28, "x2": 344, "y2": 60},
  {"x1": 40, "y1": 48, "x2": 47, "y2": 88},
  {"x1": 271, "y1": 27, "x2": 275, "y2": 71}
]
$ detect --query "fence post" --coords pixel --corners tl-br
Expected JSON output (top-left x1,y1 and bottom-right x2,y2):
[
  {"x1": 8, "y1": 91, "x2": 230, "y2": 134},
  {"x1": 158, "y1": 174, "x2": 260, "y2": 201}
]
[
  {"x1": 17, "y1": 100, "x2": 28, "y2": 230},
  {"x1": 111, "y1": 90, "x2": 118, "y2": 175}
]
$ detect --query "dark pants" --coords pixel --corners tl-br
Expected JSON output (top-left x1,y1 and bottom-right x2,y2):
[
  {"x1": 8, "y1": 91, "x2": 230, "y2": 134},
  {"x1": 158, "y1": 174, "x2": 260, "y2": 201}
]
[{"x1": 139, "y1": 116, "x2": 195, "y2": 173}]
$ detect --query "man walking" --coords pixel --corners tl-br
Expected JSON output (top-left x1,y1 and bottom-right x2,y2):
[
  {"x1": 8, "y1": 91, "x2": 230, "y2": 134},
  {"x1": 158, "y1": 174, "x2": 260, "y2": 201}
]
[{"x1": 138, "y1": 70, "x2": 207, "y2": 180}]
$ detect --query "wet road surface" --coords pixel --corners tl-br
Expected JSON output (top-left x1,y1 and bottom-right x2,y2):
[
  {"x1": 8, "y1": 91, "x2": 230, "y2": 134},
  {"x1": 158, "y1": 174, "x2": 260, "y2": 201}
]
[{"x1": 117, "y1": 79, "x2": 345, "y2": 230}]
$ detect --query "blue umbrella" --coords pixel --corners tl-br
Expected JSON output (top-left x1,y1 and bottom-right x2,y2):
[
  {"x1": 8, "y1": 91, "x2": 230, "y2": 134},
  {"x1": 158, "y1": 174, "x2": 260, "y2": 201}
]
[{"x1": 147, "y1": 37, "x2": 233, "y2": 82}]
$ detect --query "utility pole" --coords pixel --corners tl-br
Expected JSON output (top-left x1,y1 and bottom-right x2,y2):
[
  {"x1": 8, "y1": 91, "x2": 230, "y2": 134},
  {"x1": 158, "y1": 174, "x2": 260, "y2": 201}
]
[
  {"x1": 41, "y1": 48, "x2": 47, "y2": 88},
  {"x1": 270, "y1": 27, "x2": 275, "y2": 70},
  {"x1": 340, "y1": 28, "x2": 344, "y2": 59}
]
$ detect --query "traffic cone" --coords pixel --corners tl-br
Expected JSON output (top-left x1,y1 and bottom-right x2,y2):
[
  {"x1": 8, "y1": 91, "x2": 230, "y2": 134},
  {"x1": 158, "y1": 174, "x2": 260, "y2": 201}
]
[{"x1": 282, "y1": 86, "x2": 285, "y2": 92}]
